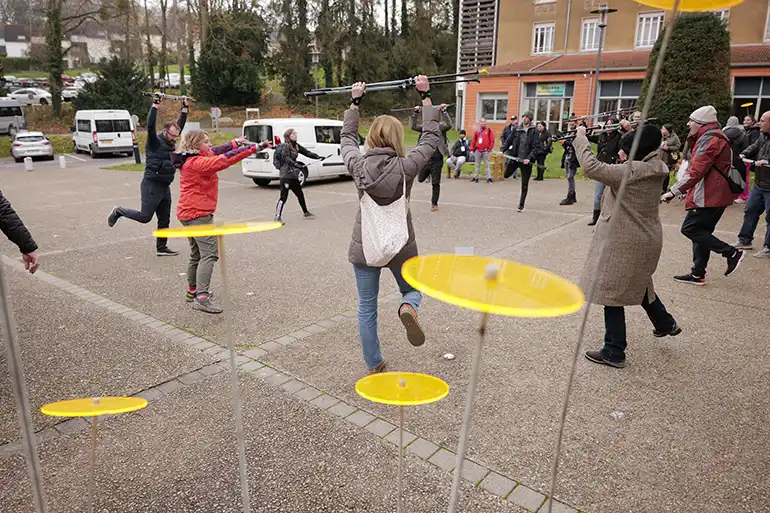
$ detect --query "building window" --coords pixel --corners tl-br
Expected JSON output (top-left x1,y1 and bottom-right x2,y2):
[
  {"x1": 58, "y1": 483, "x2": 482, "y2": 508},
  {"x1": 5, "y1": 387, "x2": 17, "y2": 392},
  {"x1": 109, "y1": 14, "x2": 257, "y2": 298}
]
[
  {"x1": 533, "y1": 23, "x2": 555, "y2": 55},
  {"x1": 521, "y1": 82, "x2": 575, "y2": 134},
  {"x1": 581, "y1": 18, "x2": 600, "y2": 52},
  {"x1": 635, "y1": 12, "x2": 664, "y2": 48},
  {"x1": 765, "y1": 3, "x2": 770, "y2": 42},
  {"x1": 597, "y1": 80, "x2": 642, "y2": 122},
  {"x1": 733, "y1": 77, "x2": 770, "y2": 121},
  {"x1": 712, "y1": 9, "x2": 729, "y2": 24},
  {"x1": 478, "y1": 94, "x2": 509, "y2": 122}
]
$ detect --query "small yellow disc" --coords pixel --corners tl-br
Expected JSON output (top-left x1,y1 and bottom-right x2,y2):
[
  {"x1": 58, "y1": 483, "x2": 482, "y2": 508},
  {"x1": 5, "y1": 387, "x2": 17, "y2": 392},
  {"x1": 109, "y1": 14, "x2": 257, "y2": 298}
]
[
  {"x1": 401, "y1": 254, "x2": 584, "y2": 318},
  {"x1": 153, "y1": 221, "x2": 283, "y2": 238},
  {"x1": 356, "y1": 372, "x2": 449, "y2": 406},
  {"x1": 41, "y1": 397, "x2": 148, "y2": 417},
  {"x1": 635, "y1": 0, "x2": 743, "y2": 11}
]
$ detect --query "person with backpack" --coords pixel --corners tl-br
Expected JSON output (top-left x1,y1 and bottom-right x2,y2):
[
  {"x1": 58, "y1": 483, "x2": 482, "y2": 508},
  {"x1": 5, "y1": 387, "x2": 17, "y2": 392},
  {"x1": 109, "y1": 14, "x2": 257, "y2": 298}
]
[
  {"x1": 662, "y1": 106, "x2": 745, "y2": 285},
  {"x1": 273, "y1": 128, "x2": 325, "y2": 224},
  {"x1": 574, "y1": 124, "x2": 681, "y2": 369},
  {"x1": 340, "y1": 75, "x2": 439, "y2": 375},
  {"x1": 172, "y1": 131, "x2": 272, "y2": 313},
  {"x1": 411, "y1": 104, "x2": 453, "y2": 211},
  {"x1": 108, "y1": 94, "x2": 188, "y2": 256},
  {"x1": 723, "y1": 116, "x2": 749, "y2": 204},
  {"x1": 470, "y1": 118, "x2": 495, "y2": 183},
  {"x1": 447, "y1": 129, "x2": 470, "y2": 179},
  {"x1": 735, "y1": 110, "x2": 770, "y2": 259},
  {"x1": 533, "y1": 121, "x2": 552, "y2": 181}
]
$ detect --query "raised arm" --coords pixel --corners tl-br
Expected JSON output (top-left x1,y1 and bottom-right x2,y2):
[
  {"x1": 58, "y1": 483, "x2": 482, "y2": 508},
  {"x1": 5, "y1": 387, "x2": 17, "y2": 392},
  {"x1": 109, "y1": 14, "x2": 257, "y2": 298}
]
[
  {"x1": 439, "y1": 109, "x2": 452, "y2": 132},
  {"x1": 402, "y1": 106, "x2": 441, "y2": 179},
  {"x1": 574, "y1": 133, "x2": 624, "y2": 189},
  {"x1": 341, "y1": 107, "x2": 365, "y2": 174},
  {"x1": 146, "y1": 104, "x2": 159, "y2": 152},
  {"x1": 176, "y1": 100, "x2": 189, "y2": 132},
  {"x1": 195, "y1": 144, "x2": 261, "y2": 175},
  {"x1": 298, "y1": 144, "x2": 322, "y2": 160},
  {"x1": 411, "y1": 109, "x2": 423, "y2": 133}
]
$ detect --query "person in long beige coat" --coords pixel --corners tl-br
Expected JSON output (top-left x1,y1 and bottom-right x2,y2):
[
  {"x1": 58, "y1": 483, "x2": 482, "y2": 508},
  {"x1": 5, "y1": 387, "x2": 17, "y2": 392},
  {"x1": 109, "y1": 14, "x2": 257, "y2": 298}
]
[
  {"x1": 574, "y1": 124, "x2": 681, "y2": 368},
  {"x1": 340, "y1": 76, "x2": 440, "y2": 374}
]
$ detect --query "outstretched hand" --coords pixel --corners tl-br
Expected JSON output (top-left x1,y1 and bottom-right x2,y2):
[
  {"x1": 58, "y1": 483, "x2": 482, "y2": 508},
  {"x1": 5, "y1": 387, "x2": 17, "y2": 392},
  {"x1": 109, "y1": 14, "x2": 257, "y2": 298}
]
[
  {"x1": 414, "y1": 75, "x2": 429, "y2": 92},
  {"x1": 351, "y1": 82, "x2": 366, "y2": 99},
  {"x1": 661, "y1": 191, "x2": 675, "y2": 203}
]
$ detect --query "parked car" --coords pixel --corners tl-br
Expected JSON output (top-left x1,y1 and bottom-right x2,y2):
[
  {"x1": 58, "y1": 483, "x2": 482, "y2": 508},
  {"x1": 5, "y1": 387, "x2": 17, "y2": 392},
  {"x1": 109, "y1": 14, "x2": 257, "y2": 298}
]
[
  {"x1": 241, "y1": 118, "x2": 362, "y2": 187},
  {"x1": 72, "y1": 109, "x2": 136, "y2": 157},
  {"x1": 9, "y1": 88, "x2": 53, "y2": 106},
  {"x1": 11, "y1": 131, "x2": 54, "y2": 162},
  {"x1": 0, "y1": 98, "x2": 24, "y2": 136},
  {"x1": 79, "y1": 72, "x2": 98, "y2": 84},
  {"x1": 61, "y1": 87, "x2": 80, "y2": 101}
]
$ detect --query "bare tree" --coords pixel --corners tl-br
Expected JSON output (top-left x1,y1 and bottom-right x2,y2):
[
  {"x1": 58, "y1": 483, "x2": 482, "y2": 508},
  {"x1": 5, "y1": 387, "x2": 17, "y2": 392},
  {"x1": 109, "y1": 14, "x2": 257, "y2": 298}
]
[
  {"x1": 143, "y1": 0, "x2": 154, "y2": 85},
  {"x1": 158, "y1": 0, "x2": 168, "y2": 90}
]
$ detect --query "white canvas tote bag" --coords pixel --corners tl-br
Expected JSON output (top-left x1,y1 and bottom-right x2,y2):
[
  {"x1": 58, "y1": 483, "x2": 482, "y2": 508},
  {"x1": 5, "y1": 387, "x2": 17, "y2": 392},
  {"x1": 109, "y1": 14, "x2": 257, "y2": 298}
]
[{"x1": 360, "y1": 169, "x2": 409, "y2": 267}]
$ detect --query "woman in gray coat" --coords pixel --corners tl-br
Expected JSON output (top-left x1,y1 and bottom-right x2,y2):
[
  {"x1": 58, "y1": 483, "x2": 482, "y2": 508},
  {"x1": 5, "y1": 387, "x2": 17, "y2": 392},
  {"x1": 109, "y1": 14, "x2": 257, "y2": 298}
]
[
  {"x1": 340, "y1": 76, "x2": 440, "y2": 374},
  {"x1": 574, "y1": 124, "x2": 681, "y2": 368}
]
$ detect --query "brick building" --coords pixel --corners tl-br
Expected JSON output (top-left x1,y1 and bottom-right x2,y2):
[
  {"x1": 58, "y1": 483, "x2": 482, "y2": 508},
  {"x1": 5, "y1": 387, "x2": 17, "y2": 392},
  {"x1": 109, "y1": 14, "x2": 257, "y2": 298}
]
[{"x1": 456, "y1": 0, "x2": 770, "y2": 135}]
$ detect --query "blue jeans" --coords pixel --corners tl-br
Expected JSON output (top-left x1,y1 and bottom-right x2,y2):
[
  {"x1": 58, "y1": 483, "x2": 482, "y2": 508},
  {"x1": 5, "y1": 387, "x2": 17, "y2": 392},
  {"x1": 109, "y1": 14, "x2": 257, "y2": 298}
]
[
  {"x1": 565, "y1": 165, "x2": 577, "y2": 195},
  {"x1": 738, "y1": 186, "x2": 770, "y2": 249},
  {"x1": 593, "y1": 181, "x2": 606, "y2": 211},
  {"x1": 353, "y1": 264, "x2": 422, "y2": 370}
]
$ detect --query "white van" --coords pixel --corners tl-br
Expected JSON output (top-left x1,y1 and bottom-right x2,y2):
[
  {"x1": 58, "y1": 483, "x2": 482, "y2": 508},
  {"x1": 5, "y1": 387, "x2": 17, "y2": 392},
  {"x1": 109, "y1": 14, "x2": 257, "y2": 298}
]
[
  {"x1": 72, "y1": 109, "x2": 136, "y2": 158},
  {"x1": 0, "y1": 98, "x2": 24, "y2": 136},
  {"x1": 241, "y1": 118, "x2": 364, "y2": 187}
]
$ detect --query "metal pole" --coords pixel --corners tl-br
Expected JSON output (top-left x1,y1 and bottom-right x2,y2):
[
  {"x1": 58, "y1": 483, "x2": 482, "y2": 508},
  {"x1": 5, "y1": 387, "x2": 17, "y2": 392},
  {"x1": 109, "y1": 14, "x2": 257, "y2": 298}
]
[
  {"x1": 0, "y1": 261, "x2": 48, "y2": 513},
  {"x1": 219, "y1": 235, "x2": 252, "y2": 513},
  {"x1": 398, "y1": 404, "x2": 404, "y2": 513},
  {"x1": 591, "y1": 8, "x2": 611, "y2": 119},
  {"x1": 447, "y1": 311, "x2": 489, "y2": 513},
  {"x1": 88, "y1": 416, "x2": 98, "y2": 513},
  {"x1": 314, "y1": 63, "x2": 319, "y2": 118}
]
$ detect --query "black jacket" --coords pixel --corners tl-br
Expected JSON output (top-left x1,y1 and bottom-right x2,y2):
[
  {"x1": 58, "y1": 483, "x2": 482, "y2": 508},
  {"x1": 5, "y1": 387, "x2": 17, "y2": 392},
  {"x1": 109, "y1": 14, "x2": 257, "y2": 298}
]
[
  {"x1": 143, "y1": 106, "x2": 188, "y2": 185},
  {"x1": 279, "y1": 141, "x2": 321, "y2": 179},
  {"x1": 0, "y1": 191, "x2": 37, "y2": 254},
  {"x1": 501, "y1": 123, "x2": 516, "y2": 152},
  {"x1": 536, "y1": 130, "x2": 552, "y2": 156},
  {"x1": 412, "y1": 110, "x2": 452, "y2": 156},
  {"x1": 503, "y1": 125, "x2": 538, "y2": 162},
  {"x1": 746, "y1": 125, "x2": 761, "y2": 147},
  {"x1": 451, "y1": 138, "x2": 470, "y2": 158},
  {"x1": 743, "y1": 132, "x2": 770, "y2": 191},
  {"x1": 588, "y1": 131, "x2": 622, "y2": 164},
  {"x1": 561, "y1": 139, "x2": 579, "y2": 169}
]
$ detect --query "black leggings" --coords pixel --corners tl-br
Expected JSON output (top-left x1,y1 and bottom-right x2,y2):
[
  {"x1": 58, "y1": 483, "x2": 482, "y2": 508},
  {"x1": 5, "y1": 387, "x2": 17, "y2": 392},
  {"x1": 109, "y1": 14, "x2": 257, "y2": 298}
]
[
  {"x1": 275, "y1": 177, "x2": 308, "y2": 218},
  {"x1": 418, "y1": 153, "x2": 443, "y2": 206}
]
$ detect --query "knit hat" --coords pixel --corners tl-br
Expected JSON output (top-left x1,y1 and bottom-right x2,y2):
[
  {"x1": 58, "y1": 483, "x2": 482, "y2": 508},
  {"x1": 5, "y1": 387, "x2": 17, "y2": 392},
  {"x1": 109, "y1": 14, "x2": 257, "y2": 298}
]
[
  {"x1": 619, "y1": 124, "x2": 662, "y2": 160},
  {"x1": 689, "y1": 106, "x2": 718, "y2": 125},
  {"x1": 724, "y1": 116, "x2": 741, "y2": 129},
  {"x1": 522, "y1": 111, "x2": 534, "y2": 120}
]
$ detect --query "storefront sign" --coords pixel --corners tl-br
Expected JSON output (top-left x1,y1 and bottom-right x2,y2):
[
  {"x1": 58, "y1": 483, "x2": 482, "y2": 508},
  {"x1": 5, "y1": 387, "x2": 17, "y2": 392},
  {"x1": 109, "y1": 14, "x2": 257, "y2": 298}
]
[{"x1": 536, "y1": 83, "x2": 566, "y2": 97}]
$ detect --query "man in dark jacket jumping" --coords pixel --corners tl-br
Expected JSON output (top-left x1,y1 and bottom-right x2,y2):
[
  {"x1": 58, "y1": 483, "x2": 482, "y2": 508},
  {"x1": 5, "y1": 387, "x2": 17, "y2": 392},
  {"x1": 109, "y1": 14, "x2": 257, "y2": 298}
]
[
  {"x1": 0, "y1": 190, "x2": 38, "y2": 274},
  {"x1": 107, "y1": 94, "x2": 188, "y2": 256}
]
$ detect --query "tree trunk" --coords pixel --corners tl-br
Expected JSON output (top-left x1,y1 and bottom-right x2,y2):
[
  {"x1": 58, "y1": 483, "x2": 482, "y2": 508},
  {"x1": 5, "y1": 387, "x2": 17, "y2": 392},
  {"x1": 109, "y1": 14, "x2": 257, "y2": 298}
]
[
  {"x1": 186, "y1": 0, "x2": 194, "y2": 93},
  {"x1": 144, "y1": 0, "x2": 154, "y2": 87},
  {"x1": 159, "y1": 0, "x2": 168, "y2": 92},
  {"x1": 45, "y1": 0, "x2": 64, "y2": 117},
  {"x1": 384, "y1": 0, "x2": 389, "y2": 38},
  {"x1": 200, "y1": 0, "x2": 209, "y2": 45},
  {"x1": 391, "y1": 0, "x2": 396, "y2": 38},
  {"x1": 124, "y1": 6, "x2": 131, "y2": 61},
  {"x1": 400, "y1": 0, "x2": 407, "y2": 36}
]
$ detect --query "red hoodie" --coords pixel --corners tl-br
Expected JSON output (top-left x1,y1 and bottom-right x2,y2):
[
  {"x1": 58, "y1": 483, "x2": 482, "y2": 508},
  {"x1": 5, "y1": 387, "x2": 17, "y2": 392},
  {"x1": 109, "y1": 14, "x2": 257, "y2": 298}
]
[
  {"x1": 470, "y1": 126, "x2": 495, "y2": 152},
  {"x1": 172, "y1": 140, "x2": 263, "y2": 221}
]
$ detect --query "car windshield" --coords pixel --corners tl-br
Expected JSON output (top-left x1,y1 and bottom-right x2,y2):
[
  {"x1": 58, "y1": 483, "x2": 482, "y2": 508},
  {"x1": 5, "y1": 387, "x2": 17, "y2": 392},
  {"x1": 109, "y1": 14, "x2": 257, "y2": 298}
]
[{"x1": 17, "y1": 136, "x2": 45, "y2": 142}]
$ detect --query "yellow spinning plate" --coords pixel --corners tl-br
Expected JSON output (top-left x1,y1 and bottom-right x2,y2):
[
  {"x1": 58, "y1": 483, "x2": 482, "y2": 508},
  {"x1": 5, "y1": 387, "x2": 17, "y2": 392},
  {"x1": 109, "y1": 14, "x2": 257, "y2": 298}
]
[
  {"x1": 635, "y1": 0, "x2": 743, "y2": 10},
  {"x1": 41, "y1": 397, "x2": 148, "y2": 417},
  {"x1": 356, "y1": 372, "x2": 449, "y2": 406},
  {"x1": 401, "y1": 254, "x2": 584, "y2": 318},
  {"x1": 153, "y1": 221, "x2": 283, "y2": 238}
]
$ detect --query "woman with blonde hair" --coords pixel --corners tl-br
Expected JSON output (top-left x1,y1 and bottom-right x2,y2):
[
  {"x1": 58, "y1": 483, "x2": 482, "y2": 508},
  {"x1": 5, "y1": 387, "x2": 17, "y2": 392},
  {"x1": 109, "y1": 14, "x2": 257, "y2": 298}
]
[
  {"x1": 171, "y1": 130, "x2": 271, "y2": 313},
  {"x1": 340, "y1": 75, "x2": 441, "y2": 374}
]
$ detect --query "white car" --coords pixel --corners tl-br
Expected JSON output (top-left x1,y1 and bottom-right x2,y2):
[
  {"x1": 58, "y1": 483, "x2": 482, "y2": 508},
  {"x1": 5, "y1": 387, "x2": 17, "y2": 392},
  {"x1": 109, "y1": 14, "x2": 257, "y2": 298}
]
[
  {"x1": 79, "y1": 73, "x2": 98, "y2": 84},
  {"x1": 11, "y1": 131, "x2": 54, "y2": 162},
  {"x1": 61, "y1": 87, "x2": 80, "y2": 101},
  {"x1": 9, "y1": 88, "x2": 53, "y2": 106}
]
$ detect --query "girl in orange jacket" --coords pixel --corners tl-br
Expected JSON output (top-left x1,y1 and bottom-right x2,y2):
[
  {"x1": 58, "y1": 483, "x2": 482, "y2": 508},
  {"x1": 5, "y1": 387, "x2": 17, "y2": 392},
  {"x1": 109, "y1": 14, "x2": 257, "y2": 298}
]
[{"x1": 170, "y1": 131, "x2": 271, "y2": 313}]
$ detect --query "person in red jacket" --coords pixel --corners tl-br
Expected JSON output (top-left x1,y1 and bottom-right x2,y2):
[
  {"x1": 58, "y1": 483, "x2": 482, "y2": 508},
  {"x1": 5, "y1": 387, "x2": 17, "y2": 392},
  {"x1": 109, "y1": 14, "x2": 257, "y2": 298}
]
[
  {"x1": 470, "y1": 117, "x2": 495, "y2": 183},
  {"x1": 662, "y1": 106, "x2": 745, "y2": 285},
  {"x1": 171, "y1": 131, "x2": 271, "y2": 313}
]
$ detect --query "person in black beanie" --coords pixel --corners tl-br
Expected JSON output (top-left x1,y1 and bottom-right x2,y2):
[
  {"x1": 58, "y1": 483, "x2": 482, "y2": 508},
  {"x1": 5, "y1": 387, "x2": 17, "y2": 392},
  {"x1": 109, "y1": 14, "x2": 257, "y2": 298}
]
[{"x1": 574, "y1": 123, "x2": 680, "y2": 368}]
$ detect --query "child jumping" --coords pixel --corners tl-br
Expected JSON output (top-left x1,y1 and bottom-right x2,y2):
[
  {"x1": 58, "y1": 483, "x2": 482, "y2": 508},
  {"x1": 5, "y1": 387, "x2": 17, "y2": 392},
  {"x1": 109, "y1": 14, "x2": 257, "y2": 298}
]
[{"x1": 172, "y1": 131, "x2": 271, "y2": 313}]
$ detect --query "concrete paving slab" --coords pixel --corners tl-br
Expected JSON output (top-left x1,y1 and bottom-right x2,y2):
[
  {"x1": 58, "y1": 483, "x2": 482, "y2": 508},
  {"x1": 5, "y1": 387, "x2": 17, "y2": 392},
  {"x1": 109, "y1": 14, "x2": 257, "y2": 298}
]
[
  {"x1": 0, "y1": 374, "x2": 515, "y2": 512},
  {"x1": 0, "y1": 270, "x2": 212, "y2": 444}
]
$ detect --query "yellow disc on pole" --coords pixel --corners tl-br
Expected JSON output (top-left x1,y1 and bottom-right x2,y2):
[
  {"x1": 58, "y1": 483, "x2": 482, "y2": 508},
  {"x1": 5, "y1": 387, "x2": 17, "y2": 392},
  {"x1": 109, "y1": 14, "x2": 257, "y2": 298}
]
[
  {"x1": 634, "y1": 0, "x2": 743, "y2": 10},
  {"x1": 153, "y1": 221, "x2": 283, "y2": 238},
  {"x1": 41, "y1": 397, "x2": 148, "y2": 417},
  {"x1": 401, "y1": 254, "x2": 584, "y2": 318},
  {"x1": 356, "y1": 372, "x2": 449, "y2": 406}
]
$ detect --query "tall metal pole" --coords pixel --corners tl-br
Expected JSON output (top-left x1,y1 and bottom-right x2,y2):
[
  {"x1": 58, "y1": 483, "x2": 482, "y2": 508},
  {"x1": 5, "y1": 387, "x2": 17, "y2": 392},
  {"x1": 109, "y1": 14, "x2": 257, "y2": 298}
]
[
  {"x1": 314, "y1": 63, "x2": 319, "y2": 118},
  {"x1": 590, "y1": 6, "x2": 617, "y2": 121}
]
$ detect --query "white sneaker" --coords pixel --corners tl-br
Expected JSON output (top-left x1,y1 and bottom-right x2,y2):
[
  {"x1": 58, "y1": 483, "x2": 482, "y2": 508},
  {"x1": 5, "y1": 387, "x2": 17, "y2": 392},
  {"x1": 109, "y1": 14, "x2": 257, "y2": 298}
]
[
  {"x1": 734, "y1": 198, "x2": 746, "y2": 204},
  {"x1": 754, "y1": 247, "x2": 770, "y2": 259}
]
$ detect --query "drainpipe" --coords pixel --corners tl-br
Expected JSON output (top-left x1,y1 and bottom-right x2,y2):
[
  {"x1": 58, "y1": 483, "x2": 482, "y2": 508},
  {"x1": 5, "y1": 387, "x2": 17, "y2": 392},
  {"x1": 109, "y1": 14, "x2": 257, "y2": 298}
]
[{"x1": 515, "y1": 73, "x2": 521, "y2": 116}]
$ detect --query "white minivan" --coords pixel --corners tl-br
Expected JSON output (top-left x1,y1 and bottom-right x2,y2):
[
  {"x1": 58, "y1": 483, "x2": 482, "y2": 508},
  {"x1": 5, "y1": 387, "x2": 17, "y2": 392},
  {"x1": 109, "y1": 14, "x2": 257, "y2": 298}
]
[
  {"x1": 241, "y1": 118, "x2": 364, "y2": 187},
  {"x1": 72, "y1": 109, "x2": 136, "y2": 158},
  {"x1": 0, "y1": 97, "x2": 24, "y2": 136}
]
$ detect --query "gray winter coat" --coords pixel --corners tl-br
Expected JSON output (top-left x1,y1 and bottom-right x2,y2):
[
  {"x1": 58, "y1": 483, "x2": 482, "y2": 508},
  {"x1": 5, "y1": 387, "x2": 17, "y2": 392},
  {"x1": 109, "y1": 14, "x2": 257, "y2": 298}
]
[{"x1": 341, "y1": 106, "x2": 441, "y2": 268}]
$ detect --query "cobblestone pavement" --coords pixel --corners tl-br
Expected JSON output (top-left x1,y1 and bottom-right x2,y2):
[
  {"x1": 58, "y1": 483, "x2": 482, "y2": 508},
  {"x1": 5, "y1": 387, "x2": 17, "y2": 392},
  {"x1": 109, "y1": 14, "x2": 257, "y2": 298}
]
[{"x1": 1, "y1": 161, "x2": 769, "y2": 512}]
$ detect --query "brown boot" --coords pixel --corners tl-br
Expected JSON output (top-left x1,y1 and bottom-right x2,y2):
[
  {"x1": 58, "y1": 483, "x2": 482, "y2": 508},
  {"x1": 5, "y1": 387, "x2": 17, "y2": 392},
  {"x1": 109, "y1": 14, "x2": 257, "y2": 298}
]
[
  {"x1": 398, "y1": 303, "x2": 425, "y2": 347},
  {"x1": 368, "y1": 361, "x2": 387, "y2": 375}
]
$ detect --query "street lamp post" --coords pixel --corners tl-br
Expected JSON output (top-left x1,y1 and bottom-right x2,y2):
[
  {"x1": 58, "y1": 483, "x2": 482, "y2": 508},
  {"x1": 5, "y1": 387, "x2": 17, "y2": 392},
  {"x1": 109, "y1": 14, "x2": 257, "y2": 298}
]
[
  {"x1": 309, "y1": 42, "x2": 321, "y2": 118},
  {"x1": 590, "y1": 5, "x2": 618, "y2": 122}
]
